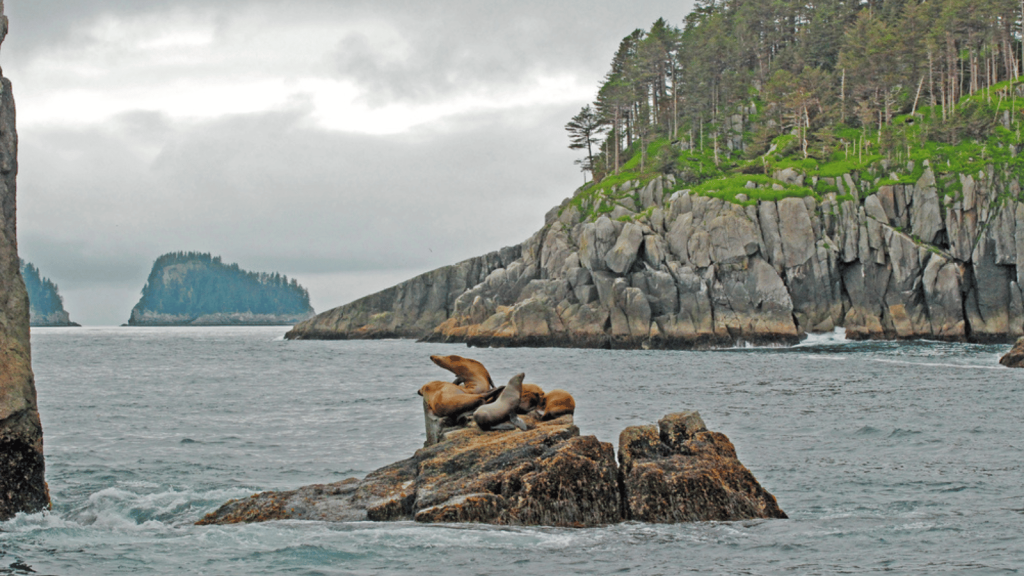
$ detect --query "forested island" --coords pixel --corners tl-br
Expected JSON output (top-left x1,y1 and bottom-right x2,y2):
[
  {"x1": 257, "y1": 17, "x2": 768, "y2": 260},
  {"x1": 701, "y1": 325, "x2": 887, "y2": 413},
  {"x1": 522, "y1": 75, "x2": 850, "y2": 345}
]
[
  {"x1": 129, "y1": 252, "x2": 314, "y2": 326},
  {"x1": 20, "y1": 260, "x2": 78, "y2": 327},
  {"x1": 288, "y1": 1, "x2": 1024, "y2": 347}
]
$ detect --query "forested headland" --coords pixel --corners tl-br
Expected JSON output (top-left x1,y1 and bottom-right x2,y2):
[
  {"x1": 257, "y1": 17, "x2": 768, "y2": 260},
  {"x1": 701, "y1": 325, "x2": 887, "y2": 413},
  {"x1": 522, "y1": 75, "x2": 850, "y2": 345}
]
[
  {"x1": 20, "y1": 260, "x2": 78, "y2": 327},
  {"x1": 287, "y1": 1, "x2": 1024, "y2": 347},
  {"x1": 129, "y1": 252, "x2": 314, "y2": 326},
  {"x1": 565, "y1": 0, "x2": 1024, "y2": 205}
]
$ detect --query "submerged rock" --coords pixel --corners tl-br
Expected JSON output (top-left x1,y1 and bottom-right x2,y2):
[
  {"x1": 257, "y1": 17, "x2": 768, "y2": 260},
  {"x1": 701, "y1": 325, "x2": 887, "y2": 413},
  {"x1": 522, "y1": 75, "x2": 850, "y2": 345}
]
[{"x1": 197, "y1": 411, "x2": 783, "y2": 527}]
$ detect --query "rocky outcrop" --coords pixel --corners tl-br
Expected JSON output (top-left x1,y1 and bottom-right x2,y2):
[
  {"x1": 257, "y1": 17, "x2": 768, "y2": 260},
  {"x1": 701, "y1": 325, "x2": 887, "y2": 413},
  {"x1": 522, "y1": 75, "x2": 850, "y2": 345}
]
[
  {"x1": 286, "y1": 245, "x2": 521, "y2": 339},
  {"x1": 999, "y1": 336, "x2": 1024, "y2": 367},
  {"x1": 289, "y1": 160, "x2": 1024, "y2": 347},
  {"x1": 30, "y1": 309, "x2": 78, "y2": 327},
  {"x1": 197, "y1": 411, "x2": 783, "y2": 527},
  {"x1": 0, "y1": 3, "x2": 50, "y2": 520},
  {"x1": 618, "y1": 411, "x2": 786, "y2": 522}
]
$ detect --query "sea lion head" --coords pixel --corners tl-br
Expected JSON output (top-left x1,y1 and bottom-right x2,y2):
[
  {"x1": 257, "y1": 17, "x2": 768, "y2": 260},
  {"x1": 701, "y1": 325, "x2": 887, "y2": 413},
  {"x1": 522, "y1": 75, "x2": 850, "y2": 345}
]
[
  {"x1": 430, "y1": 354, "x2": 494, "y2": 393},
  {"x1": 417, "y1": 381, "x2": 448, "y2": 397},
  {"x1": 518, "y1": 383, "x2": 545, "y2": 413}
]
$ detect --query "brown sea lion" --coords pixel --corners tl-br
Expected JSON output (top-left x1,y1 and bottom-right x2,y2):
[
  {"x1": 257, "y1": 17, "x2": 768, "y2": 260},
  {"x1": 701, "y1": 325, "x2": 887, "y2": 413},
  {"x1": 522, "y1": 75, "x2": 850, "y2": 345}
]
[
  {"x1": 418, "y1": 381, "x2": 503, "y2": 419},
  {"x1": 430, "y1": 354, "x2": 494, "y2": 394},
  {"x1": 517, "y1": 383, "x2": 545, "y2": 414},
  {"x1": 473, "y1": 373, "x2": 528, "y2": 431},
  {"x1": 539, "y1": 389, "x2": 575, "y2": 421}
]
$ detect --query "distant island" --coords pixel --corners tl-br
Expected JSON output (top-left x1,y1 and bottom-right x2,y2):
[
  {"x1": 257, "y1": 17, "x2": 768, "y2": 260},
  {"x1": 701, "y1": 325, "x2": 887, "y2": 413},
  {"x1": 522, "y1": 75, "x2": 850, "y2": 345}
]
[
  {"x1": 128, "y1": 252, "x2": 314, "y2": 326},
  {"x1": 20, "y1": 260, "x2": 78, "y2": 327}
]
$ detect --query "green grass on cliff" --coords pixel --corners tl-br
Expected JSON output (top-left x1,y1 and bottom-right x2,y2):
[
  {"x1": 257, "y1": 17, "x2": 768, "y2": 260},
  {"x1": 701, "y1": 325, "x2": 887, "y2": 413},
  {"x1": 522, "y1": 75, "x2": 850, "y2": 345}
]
[{"x1": 565, "y1": 83, "x2": 1024, "y2": 224}]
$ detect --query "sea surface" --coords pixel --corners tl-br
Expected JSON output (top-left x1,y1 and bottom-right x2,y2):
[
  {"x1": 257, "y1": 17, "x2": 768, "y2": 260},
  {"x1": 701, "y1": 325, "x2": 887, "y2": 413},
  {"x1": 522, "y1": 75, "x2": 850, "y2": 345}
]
[{"x1": 1, "y1": 326, "x2": 1021, "y2": 575}]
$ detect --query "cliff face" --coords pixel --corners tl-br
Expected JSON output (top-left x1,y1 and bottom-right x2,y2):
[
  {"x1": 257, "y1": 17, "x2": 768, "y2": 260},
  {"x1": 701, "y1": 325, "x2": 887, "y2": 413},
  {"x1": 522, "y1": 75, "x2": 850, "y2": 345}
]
[
  {"x1": 0, "y1": 3, "x2": 50, "y2": 520},
  {"x1": 286, "y1": 245, "x2": 521, "y2": 339},
  {"x1": 289, "y1": 159, "x2": 1024, "y2": 347}
]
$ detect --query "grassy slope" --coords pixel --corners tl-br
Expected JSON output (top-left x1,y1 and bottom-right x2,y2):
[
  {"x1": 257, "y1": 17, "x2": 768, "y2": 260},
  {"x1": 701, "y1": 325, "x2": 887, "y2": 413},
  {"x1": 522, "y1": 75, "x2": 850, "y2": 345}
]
[{"x1": 566, "y1": 82, "x2": 1024, "y2": 223}]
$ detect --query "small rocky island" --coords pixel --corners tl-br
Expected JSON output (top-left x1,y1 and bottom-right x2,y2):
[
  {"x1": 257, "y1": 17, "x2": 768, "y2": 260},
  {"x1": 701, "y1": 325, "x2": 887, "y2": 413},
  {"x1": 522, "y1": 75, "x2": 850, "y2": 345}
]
[
  {"x1": 20, "y1": 260, "x2": 78, "y2": 327},
  {"x1": 129, "y1": 252, "x2": 314, "y2": 326},
  {"x1": 198, "y1": 356, "x2": 784, "y2": 527}
]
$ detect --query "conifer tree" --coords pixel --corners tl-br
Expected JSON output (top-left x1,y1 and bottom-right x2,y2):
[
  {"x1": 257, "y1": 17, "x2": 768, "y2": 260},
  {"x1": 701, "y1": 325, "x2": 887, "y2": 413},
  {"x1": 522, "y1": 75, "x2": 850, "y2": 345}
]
[{"x1": 565, "y1": 105, "x2": 605, "y2": 180}]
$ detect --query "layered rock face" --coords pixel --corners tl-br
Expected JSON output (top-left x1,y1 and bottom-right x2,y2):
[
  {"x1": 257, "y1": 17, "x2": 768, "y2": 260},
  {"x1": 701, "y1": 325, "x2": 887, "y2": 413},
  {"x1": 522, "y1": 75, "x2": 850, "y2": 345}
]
[
  {"x1": 197, "y1": 411, "x2": 783, "y2": 527},
  {"x1": 0, "y1": 4, "x2": 50, "y2": 520},
  {"x1": 289, "y1": 161, "x2": 1024, "y2": 347},
  {"x1": 286, "y1": 245, "x2": 521, "y2": 339}
]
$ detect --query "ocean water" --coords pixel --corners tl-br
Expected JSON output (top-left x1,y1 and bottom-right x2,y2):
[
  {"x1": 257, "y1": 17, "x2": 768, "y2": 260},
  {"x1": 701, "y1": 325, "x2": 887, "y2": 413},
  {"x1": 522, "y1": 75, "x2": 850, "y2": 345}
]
[{"x1": 1, "y1": 326, "x2": 1021, "y2": 575}]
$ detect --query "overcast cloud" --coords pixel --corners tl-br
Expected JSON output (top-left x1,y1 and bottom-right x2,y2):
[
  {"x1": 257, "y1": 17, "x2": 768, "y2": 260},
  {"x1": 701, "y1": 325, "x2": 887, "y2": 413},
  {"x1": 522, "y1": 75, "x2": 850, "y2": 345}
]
[{"x1": 4, "y1": 0, "x2": 694, "y2": 325}]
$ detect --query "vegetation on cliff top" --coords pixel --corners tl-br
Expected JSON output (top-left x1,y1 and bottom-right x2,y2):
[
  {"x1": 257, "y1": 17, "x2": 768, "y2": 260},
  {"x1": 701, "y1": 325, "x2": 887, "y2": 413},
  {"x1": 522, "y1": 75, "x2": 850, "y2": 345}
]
[
  {"x1": 19, "y1": 259, "x2": 76, "y2": 326},
  {"x1": 565, "y1": 0, "x2": 1024, "y2": 219},
  {"x1": 132, "y1": 252, "x2": 313, "y2": 318}
]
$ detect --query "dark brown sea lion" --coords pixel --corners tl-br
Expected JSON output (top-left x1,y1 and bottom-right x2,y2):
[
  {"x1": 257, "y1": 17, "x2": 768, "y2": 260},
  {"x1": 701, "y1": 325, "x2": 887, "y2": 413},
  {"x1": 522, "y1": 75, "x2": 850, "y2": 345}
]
[
  {"x1": 430, "y1": 354, "x2": 494, "y2": 394},
  {"x1": 538, "y1": 389, "x2": 575, "y2": 421},
  {"x1": 473, "y1": 373, "x2": 528, "y2": 431}
]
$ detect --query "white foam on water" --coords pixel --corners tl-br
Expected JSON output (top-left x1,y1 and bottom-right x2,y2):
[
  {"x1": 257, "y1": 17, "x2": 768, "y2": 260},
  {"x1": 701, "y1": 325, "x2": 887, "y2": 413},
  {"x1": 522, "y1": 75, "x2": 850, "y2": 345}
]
[
  {"x1": 794, "y1": 327, "x2": 848, "y2": 347},
  {"x1": 874, "y1": 359, "x2": 1006, "y2": 371}
]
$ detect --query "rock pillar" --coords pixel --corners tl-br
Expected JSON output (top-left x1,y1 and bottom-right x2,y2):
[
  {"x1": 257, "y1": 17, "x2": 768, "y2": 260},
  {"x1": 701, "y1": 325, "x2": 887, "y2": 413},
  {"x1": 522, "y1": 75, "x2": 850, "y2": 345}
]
[{"x1": 0, "y1": 2, "x2": 49, "y2": 520}]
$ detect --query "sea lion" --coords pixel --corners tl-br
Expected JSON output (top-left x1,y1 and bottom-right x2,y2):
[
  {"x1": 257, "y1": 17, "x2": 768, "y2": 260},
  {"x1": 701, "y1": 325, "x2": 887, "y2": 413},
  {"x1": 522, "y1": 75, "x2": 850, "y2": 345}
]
[
  {"x1": 538, "y1": 389, "x2": 575, "y2": 421},
  {"x1": 430, "y1": 354, "x2": 494, "y2": 394},
  {"x1": 418, "y1": 381, "x2": 503, "y2": 419},
  {"x1": 473, "y1": 373, "x2": 529, "y2": 431},
  {"x1": 517, "y1": 383, "x2": 545, "y2": 414}
]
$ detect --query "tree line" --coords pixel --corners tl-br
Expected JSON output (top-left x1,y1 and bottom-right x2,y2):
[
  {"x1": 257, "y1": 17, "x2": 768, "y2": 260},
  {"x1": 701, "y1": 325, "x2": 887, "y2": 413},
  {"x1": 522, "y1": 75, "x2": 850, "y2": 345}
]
[
  {"x1": 19, "y1": 259, "x2": 66, "y2": 317},
  {"x1": 567, "y1": 0, "x2": 1024, "y2": 180},
  {"x1": 134, "y1": 252, "x2": 313, "y2": 317}
]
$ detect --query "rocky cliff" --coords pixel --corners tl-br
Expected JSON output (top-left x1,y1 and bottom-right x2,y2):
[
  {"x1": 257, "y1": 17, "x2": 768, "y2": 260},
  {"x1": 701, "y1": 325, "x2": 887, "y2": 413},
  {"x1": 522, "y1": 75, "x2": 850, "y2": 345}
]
[
  {"x1": 197, "y1": 411, "x2": 785, "y2": 527},
  {"x1": 0, "y1": 3, "x2": 50, "y2": 520},
  {"x1": 288, "y1": 157, "x2": 1024, "y2": 347}
]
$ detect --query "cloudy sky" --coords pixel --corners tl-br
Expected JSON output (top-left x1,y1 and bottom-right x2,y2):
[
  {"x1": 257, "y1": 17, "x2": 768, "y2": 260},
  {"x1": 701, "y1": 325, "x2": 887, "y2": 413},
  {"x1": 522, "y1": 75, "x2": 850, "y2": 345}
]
[{"x1": 5, "y1": 0, "x2": 694, "y2": 325}]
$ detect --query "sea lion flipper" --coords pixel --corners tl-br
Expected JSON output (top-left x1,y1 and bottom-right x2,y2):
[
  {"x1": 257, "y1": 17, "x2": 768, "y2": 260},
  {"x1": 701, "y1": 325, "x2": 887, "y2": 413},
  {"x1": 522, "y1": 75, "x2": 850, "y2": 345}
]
[
  {"x1": 482, "y1": 386, "x2": 505, "y2": 403},
  {"x1": 509, "y1": 412, "x2": 528, "y2": 431}
]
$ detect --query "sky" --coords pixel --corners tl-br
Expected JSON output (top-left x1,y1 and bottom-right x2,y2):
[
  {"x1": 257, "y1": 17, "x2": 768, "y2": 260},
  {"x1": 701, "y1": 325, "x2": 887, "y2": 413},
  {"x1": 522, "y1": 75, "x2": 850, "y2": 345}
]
[{"x1": 5, "y1": 0, "x2": 695, "y2": 325}]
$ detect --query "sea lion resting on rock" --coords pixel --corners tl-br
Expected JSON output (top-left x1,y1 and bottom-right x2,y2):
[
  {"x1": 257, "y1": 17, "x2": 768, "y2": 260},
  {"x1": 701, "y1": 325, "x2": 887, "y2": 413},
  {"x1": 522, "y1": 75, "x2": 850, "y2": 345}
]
[
  {"x1": 538, "y1": 389, "x2": 575, "y2": 420},
  {"x1": 514, "y1": 383, "x2": 575, "y2": 421},
  {"x1": 473, "y1": 373, "x2": 529, "y2": 431},
  {"x1": 418, "y1": 381, "x2": 503, "y2": 419},
  {"x1": 430, "y1": 354, "x2": 494, "y2": 394},
  {"x1": 518, "y1": 383, "x2": 545, "y2": 413}
]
